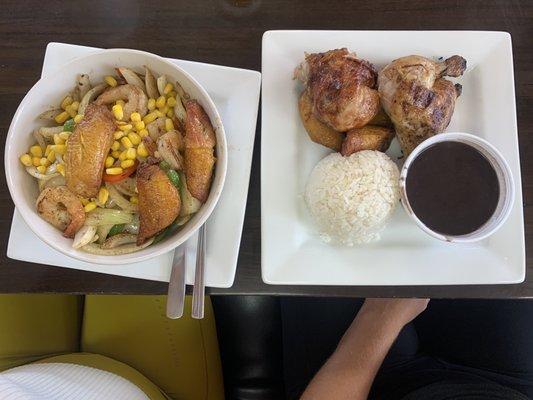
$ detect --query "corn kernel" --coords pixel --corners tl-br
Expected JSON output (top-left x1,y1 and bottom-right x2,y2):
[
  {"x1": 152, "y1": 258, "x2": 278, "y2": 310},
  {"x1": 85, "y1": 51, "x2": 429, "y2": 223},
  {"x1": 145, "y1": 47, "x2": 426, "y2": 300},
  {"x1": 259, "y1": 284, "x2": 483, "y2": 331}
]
[
  {"x1": 74, "y1": 114, "x2": 84, "y2": 123},
  {"x1": 32, "y1": 157, "x2": 41, "y2": 167},
  {"x1": 134, "y1": 121, "x2": 145, "y2": 131},
  {"x1": 167, "y1": 90, "x2": 177, "y2": 98},
  {"x1": 51, "y1": 144, "x2": 67, "y2": 155},
  {"x1": 59, "y1": 131, "x2": 70, "y2": 141},
  {"x1": 159, "y1": 105, "x2": 169, "y2": 115},
  {"x1": 137, "y1": 142, "x2": 149, "y2": 157},
  {"x1": 116, "y1": 99, "x2": 125, "y2": 107},
  {"x1": 106, "y1": 167, "x2": 123, "y2": 175},
  {"x1": 143, "y1": 112, "x2": 158, "y2": 124},
  {"x1": 30, "y1": 145, "x2": 43, "y2": 157},
  {"x1": 166, "y1": 96, "x2": 177, "y2": 107},
  {"x1": 114, "y1": 131, "x2": 125, "y2": 140},
  {"x1": 138, "y1": 128, "x2": 149, "y2": 137},
  {"x1": 128, "y1": 132, "x2": 141, "y2": 145},
  {"x1": 57, "y1": 163, "x2": 65, "y2": 176},
  {"x1": 111, "y1": 141, "x2": 121, "y2": 151},
  {"x1": 105, "y1": 75, "x2": 118, "y2": 87},
  {"x1": 40, "y1": 157, "x2": 51, "y2": 167},
  {"x1": 105, "y1": 156, "x2": 115, "y2": 168},
  {"x1": 147, "y1": 98, "x2": 156, "y2": 111},
  {"x1": 118, "y1": 123, "x2": 133, "y2": 132},
  {"x1": 163, "y1": 83, "x2": 174, "y2": 95},
  {"x1": 70, "y1": 101, "x2": 80, "y2": 111},
  {"x1": 53, "y1": 134, "x2": 65, "y2": 145},
  {"x1": 120, "y1": 137, "x2": 133, "y2": 148},
  {"x1": 154, "y1": 110, "x2": 165, "y2": 118},
  {"x1": 121, "y1": 159, "x2": 135, "y2": 169},
  {"x1": 79, "y1": 197, "x2": 89, "y2": 206},
  {"x1": 84, "y1": 202, "x2": 97, "y2": 212},
  {"x1": 126, "y1": 147, "x2": 137, "y2": 160},
  {"x1": 166, "y1": 108, "x2": 174, "y2": 118},
  {"x1": 47, "y1": 150, "x2": 56, "y2": 163},
  {"x1": 165, "y1": 118, "x2": 174, "y2": 132},
  {"x1": 130, "y1": 112, "x2": 141, "y2": 122},
  {"x1": 20, "y1": 154, "x2": 32, "y2": 167},
  {"x1": 130, "y1": 195, "x2": 139, "y2": 204},
  {"x1": 98, "y1": 187, "x2": 109, "y2": 204},
  {"x1": 112, "y1": 104, "x2": 124, "y2": 120},
  {"x1": 44, "y1": 145, "x2": 52, "y2": 157},
  {"x1": 60, "y1": 96, "x2": 73, "y2": 110},
  {"x1": 156, "y1": 95, "x2": 166, "y2": 109},
  {"x1": 118, "y1": 150, "x2": 128, "y2": 161},
  {"x1": 54, "y1": 111, "x2": 69, "y2": 124},
  {"x1": 111, "y1": 150, "x2": 121, "y2": 159},
  {"x1": 66, "y1": 106, "x2": 77, "y2": 118},
  {"x1": 36, "y1": 165, "x2": 47, "y2": 174}
]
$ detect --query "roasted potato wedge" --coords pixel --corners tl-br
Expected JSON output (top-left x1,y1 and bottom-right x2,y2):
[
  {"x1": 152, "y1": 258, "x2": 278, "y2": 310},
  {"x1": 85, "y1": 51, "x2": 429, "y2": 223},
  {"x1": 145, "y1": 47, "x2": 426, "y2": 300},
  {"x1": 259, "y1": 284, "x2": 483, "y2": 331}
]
[
  {"x1": 298, "y1": 90, "x2": 344, "y2": 151},
  {"x1": 341, "y1": 125, "x2": 395, "y2": 156},
  {"x1": 65, "y1": 104, "x2": 115, "y2": 198},
  {"x1": 136, "y1": 162, "x2": 181, "y2": 245}
]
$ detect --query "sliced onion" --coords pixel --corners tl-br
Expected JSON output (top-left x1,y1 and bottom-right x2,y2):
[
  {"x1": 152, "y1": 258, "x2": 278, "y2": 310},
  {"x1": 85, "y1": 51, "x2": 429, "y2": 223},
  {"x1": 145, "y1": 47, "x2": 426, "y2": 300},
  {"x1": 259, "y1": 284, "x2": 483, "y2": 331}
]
[
  {"x1": 81, "y1": 237, "x2": 154, "y2": 255},
  {"x1": 38, "y1": 126, "x2": 63, "y2": 141},
  {"x1": 117, "y1": 67, "x2": 146, "y2": 94},
  {"x1": 105, "y1": 182, "x2": 138, "y2": 212},
  {"x1": 157, "y1": 75, "x2": 167, "y2": 96},
  {"x1": 38, "y1": 108, "x2": 61, "y2": 121},
  {"x1": 79, "y1": 83, "x2": 107, "y2": 115},
  {"x1": 42, "y1": 174, "x2": 66, "y2": 190},
  {"x1": 96, "y1": 224, "x2": 114, "y2": 245},
  {"x1": 144, "y1": 66, "x2": 159, "y2": 99},
  {"x1": 33, "y1": 130, "x2": 47, "y2": 150},
  {"x1": 25, "y1": 167, "x2": 60, "y2": 181},
  {"x1": 174, "y1": 81, "x2": 190, "y2": 100},
  {"x1": 77, "y1": 74, "x2": 91, "y2": 98},
  {"x1": 113, "y1": 177, "x2": 136, "y2": 197},
  {"x1": 123, "y1": 214, "x2": 139, "y2": 234},
  {"x1": 72, "y1": 225, "x2": 97, "y2": 249},
  {"x1": 173, "y1": 98, "x2": 186, "y2": 125},
  {"x1": 101, "y1": 233, "x2": 137, "y2": 249}
]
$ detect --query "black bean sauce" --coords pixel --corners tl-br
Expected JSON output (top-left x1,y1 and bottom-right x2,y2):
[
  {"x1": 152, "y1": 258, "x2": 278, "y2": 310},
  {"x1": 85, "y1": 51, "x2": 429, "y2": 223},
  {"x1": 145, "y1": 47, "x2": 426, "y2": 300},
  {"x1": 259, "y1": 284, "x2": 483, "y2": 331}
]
[{"x1": 406, "y1": 141, "x2": 500, "y2": 236}]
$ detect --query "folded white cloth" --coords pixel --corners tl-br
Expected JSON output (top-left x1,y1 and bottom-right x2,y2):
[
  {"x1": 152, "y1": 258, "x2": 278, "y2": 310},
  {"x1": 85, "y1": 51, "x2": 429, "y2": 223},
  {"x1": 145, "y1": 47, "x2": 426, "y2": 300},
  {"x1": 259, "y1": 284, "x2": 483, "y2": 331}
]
[{"x1": 0, "y1": 362, "x2": 149, "y2": 400}]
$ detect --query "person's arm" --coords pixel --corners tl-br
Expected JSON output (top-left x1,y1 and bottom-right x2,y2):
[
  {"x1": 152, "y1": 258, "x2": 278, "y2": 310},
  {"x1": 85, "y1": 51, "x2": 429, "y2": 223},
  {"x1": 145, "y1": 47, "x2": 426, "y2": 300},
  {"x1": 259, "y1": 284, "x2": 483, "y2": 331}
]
[{"x1": 301, "y1": 298, "x2": 429, "y2": 400}]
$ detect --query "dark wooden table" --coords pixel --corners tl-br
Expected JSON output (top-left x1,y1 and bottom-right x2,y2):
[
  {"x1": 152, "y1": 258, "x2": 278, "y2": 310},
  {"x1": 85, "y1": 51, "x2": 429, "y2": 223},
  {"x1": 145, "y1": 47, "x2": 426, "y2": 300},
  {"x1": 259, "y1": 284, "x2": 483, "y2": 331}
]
[{"x1": 1, "y1": 0, "x2": 531, "y2": 297}]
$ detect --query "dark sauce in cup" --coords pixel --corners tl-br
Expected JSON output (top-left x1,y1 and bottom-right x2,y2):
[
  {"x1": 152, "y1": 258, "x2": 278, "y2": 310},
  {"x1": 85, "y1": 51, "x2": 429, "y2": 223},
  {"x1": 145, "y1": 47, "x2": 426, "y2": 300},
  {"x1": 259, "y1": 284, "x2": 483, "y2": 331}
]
[{"x1": 405, "y1": 141, "x2": 500, "y2": 236}]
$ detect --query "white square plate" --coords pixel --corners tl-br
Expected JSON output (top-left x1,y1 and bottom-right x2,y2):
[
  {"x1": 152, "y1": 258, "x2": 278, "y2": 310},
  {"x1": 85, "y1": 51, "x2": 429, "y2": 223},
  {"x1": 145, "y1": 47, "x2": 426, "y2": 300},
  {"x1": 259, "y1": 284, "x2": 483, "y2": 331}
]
[
  {"x1": 7, "y1": 42, "x2": 261, "y2": 288},
  {"x1": 261, "y1": 30, "x2": 525, "y2": 285}
]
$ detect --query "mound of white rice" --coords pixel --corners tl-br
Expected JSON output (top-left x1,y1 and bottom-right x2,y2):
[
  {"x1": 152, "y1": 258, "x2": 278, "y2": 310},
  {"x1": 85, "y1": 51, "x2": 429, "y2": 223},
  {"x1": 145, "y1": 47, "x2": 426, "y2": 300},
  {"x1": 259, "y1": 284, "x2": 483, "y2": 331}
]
[{"x1": 304, "y1": 151, "x2": 400, "y2": 245}]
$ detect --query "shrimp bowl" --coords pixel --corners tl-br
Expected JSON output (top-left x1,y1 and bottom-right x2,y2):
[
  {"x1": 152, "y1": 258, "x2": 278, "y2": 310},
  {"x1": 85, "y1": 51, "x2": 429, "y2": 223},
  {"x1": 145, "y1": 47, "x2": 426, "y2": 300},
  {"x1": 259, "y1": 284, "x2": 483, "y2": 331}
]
[{"x1": 5, "y1": 48, "x2": 227, "y2": 265}]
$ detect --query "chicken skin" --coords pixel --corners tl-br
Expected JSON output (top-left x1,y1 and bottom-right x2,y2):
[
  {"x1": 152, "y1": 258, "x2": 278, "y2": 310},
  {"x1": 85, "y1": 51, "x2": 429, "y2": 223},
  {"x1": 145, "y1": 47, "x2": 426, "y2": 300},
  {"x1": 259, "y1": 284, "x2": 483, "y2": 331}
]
[
  {"x1": 341, "y1": 126, "x2": 395, "y2": 156},
  {"x1": 294, "y1": 48, "x2": 380, "y2": 131},
  {"x1": 298, "y1": 89, "x2": 344, "y2": 151},
  {"x1": 184, "y1": 100, "x2": 216, "y2": 203},
  {"x1": 65, "y1": 104, "x2": 115, "y2": 198},
  {"x1": 378, "y1": 55, "x2": 466, "y2": 154},
  {"x1": 136, "y1": 160, "x2": 181, "y2": 245}
]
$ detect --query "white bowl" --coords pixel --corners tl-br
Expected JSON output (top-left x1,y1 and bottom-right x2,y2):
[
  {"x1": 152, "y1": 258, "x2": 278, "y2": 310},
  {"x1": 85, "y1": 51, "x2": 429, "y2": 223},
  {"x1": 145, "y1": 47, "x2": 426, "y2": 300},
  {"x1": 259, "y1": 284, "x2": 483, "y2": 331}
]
[
  {"x1": 5, "y1": 48, "x2": 227, "y2": 265},
  {"x1": 399, "y1": 132, "x2": 514, "y2": 243}
]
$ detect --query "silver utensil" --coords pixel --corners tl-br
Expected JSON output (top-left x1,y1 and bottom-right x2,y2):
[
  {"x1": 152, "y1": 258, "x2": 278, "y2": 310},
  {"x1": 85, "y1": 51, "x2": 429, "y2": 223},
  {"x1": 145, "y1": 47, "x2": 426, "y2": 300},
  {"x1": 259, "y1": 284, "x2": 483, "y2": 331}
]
[
  {"x1": 191, "y1": 224, "x2": 206, "y2": 319},
  {"x1": 166, "y1": 245, "x2": 186, "y2": 319}
]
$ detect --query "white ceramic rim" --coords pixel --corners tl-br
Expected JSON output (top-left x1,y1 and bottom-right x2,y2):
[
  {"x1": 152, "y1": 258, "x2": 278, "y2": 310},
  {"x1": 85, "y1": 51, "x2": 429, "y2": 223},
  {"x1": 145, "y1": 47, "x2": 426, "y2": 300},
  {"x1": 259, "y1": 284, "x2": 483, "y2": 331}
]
[
  {"x1": 399, "y1": 132, "x2": 515, "y2": 243},
  {"x1": 5, "y1": 48, "x2": 227, "y2": 264}
]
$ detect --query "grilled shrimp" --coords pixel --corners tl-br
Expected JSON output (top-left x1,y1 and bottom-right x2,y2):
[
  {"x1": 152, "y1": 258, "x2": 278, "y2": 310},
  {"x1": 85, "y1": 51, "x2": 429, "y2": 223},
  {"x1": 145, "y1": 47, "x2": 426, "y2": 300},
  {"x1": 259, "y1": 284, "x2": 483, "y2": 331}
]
[
  {"x1": 36, "y1": 186, "x2": 85, "y2": 238},
  {"x1": 95, "y1": 84, "x2": 148, "y2": 120},
  {"x1": 184, "y1": 100, "x2": 216, "y2": 203}
]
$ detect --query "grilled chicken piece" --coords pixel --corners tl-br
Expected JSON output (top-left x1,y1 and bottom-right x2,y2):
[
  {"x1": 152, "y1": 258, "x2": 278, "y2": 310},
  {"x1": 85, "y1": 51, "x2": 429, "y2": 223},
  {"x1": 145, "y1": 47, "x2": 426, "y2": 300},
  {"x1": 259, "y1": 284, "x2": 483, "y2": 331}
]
[
  {"x1": 136, "y1": 161, "x2": 181, "y2": 245},
  {"x1": 65, "y1": 104, "x2": 115, "y2": 198},
  {"x1": 294, "y1": 48, "x2": 380, "y2": 131},
  {"x1": 184, "y1": 100, "x2": 216, "y2": 203},
  {"x1": 298, "y1": 89, "x2": 344, "y2": 151},
  {"x1": 378, "y1": 55, "x2": 466, "y2": 154},
  {"x1": 341, "y1": 126, "x2": 395, "y2": 156}
]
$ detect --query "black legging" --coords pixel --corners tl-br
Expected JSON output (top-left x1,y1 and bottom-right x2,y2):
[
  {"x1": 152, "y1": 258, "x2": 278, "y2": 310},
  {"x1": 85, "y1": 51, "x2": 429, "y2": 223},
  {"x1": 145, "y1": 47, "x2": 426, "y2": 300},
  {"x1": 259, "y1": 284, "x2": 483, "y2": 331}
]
[{"x1": 281, "y1": 298, "x2": 533, "y2": 399}]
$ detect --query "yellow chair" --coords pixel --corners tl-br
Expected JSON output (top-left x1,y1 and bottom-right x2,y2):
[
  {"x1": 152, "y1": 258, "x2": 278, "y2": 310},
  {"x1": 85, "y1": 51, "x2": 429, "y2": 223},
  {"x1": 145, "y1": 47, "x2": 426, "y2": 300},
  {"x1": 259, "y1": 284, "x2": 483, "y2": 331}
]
[{"x1": 0, "y1": 294, "x2": 224, "y2": 400}]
